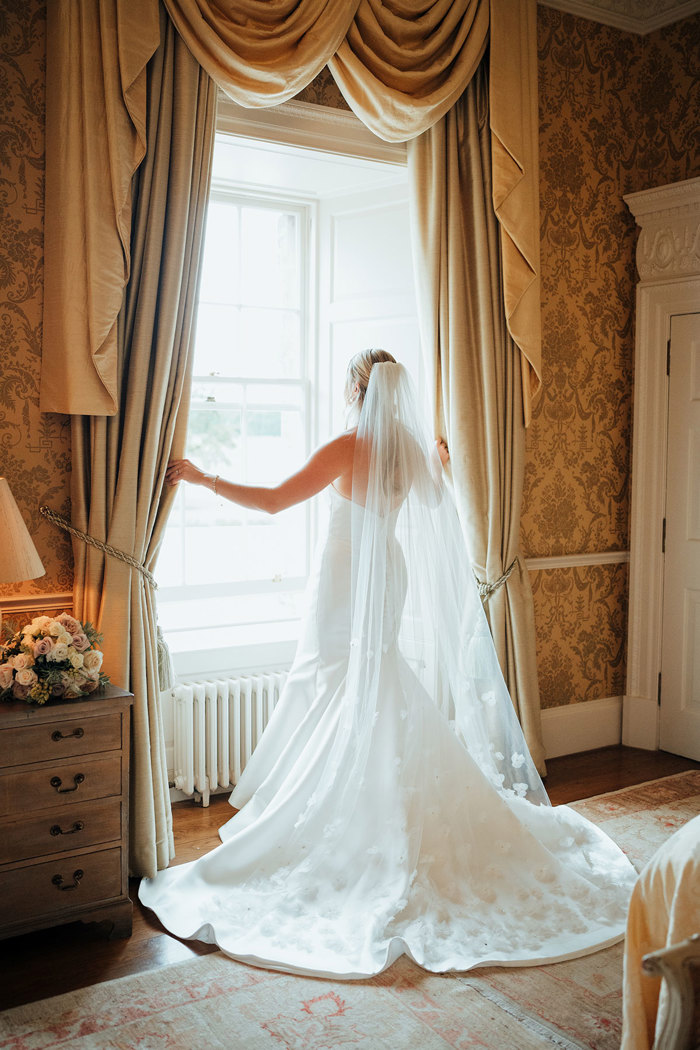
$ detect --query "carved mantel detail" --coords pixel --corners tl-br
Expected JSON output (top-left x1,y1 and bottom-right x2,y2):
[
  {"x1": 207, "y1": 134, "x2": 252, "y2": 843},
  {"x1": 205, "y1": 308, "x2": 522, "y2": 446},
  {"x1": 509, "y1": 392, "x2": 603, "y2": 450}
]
[{"x1": 624, "y1": 177, "x2": 700, "y2": 283}]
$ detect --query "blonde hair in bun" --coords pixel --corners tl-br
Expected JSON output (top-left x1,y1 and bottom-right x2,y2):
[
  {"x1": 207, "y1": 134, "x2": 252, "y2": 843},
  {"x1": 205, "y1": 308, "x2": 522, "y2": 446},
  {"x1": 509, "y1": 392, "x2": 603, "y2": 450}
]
[{"x1": 344, "y1": 348, "x2": 397, "y2": 407}]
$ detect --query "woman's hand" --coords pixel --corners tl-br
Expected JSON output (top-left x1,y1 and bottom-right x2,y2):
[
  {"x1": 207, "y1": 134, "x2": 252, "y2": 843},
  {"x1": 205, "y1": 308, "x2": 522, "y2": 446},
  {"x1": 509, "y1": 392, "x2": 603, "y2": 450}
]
[
  {"x1": 436, "y1": 439, "x2": 450, "y2": 467},
  {"x1": 166, "y1": 459, "x2": 208, "y2": 487}
]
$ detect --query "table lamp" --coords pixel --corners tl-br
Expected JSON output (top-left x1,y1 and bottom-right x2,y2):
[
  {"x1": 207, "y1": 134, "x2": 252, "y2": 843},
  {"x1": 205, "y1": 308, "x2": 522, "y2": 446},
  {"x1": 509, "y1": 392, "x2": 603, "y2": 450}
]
[{"x1": 0, "y1": 476, "x2": 45, "y2": 634}]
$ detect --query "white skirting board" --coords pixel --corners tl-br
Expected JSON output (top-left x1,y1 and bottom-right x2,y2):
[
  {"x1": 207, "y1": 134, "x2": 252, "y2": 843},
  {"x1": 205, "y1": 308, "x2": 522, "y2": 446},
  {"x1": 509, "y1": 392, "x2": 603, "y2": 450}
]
[{"x1": 541, "y1": 696, "x2": 623, "y2": 760}]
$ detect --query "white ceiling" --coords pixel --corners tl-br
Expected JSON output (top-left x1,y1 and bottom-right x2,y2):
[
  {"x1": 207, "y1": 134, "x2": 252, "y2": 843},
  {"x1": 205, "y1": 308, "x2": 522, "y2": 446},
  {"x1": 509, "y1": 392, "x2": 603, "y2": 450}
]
[{"x1": 539, "y1": 0, "x2": 700, "y2": 33}]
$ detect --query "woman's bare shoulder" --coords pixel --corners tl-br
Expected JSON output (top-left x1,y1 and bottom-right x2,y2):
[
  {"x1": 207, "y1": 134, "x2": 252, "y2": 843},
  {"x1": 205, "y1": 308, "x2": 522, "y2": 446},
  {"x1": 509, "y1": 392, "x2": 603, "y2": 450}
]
[{"x1": 322, "y1": 428, "x2": 357, "y2": 461}]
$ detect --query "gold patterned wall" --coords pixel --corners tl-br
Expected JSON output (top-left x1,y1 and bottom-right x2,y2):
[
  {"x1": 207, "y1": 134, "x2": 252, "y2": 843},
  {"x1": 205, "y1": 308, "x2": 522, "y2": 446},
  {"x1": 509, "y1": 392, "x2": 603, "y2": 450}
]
[
  {"x1": 0, "y1": 0, "x2": 72, "y2": 606},
  {"x1": 526, "y1": 8, "x2": 700, "y2": 708}
]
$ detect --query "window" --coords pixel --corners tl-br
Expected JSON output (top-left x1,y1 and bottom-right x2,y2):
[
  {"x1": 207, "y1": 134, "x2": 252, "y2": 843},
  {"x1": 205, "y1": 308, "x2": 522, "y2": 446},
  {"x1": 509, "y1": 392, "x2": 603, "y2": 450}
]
[{"x1": 157, "y1": 108, "x2": 419, "y2": 677}]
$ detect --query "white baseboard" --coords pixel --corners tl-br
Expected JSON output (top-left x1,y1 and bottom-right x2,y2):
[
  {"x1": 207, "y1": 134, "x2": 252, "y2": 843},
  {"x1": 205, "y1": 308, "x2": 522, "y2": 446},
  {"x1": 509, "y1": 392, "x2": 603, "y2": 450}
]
[
  {"x1": 541, "y1": 696, "x2": 623, "y2": 760},
  {"x1": 622, "y1": 694, "x2": 659, "y2": 751}
]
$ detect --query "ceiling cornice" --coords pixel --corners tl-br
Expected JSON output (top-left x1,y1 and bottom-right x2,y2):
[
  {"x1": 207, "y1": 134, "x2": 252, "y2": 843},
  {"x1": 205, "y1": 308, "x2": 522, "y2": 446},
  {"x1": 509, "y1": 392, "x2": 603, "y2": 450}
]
[{"x1": 538, "y1": 0, "x2": 700, "y2": 34}]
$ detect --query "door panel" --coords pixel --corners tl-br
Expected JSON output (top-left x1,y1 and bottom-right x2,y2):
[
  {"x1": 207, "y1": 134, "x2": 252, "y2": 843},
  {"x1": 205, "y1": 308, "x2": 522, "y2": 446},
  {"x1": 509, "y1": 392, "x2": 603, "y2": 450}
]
[{"x1": 660, "y1": 312, "x2": 700, "y2": 759}]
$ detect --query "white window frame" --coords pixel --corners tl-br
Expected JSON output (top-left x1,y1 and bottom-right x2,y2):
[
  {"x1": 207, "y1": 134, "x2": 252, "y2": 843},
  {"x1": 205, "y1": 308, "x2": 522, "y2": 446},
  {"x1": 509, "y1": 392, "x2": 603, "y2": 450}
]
[{"x1": 161, "y1": 98, "x2": 408, "y2": 679}]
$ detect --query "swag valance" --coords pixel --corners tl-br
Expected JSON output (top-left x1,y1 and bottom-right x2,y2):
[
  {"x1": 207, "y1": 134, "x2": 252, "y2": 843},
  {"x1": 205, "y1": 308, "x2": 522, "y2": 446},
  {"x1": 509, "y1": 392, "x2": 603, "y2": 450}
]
[{"x1": 40, "y1": 0, "x2": 541, "y2": 422}]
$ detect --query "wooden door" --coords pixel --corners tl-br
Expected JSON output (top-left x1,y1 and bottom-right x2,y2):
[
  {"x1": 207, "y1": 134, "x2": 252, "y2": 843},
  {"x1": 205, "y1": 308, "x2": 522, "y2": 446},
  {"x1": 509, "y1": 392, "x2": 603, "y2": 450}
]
[{"x1": 660, "y1": 312, "x2": 700, "y2": 759}]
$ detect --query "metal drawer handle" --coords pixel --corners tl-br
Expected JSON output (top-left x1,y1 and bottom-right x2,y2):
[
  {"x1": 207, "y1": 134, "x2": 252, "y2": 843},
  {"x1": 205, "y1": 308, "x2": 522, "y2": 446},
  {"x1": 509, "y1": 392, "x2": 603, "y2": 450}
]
[
  {"x1": 50, "y1": 773, "x2": 85, "y2": 793},
  {"x1": 51, "y1": 727, "x2": 84, "y2": 742},
  {"x1": 50, "y1": 821, "x2": 85, "y2": 836},
  {"x1": 52, "y1": 869, "x2": 84, "y2": 890}
]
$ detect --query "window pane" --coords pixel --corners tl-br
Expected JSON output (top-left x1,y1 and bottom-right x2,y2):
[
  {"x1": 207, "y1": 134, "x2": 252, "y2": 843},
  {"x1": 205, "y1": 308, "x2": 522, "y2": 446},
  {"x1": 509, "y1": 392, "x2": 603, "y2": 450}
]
[
  {"x1": 241, "y1": 207, "x2": 300, "y2": 309},
  {"x1": 183, "y1": 508, "x2": 306, "y2": 586},
  {"x1": 199, "y1": 201, "x2": 239, "y2": 304},
  {"x1": 159, "y1": 592, "x2": 305, "y2": 635},
  {"x1": 193, "y1": 305, "x2": 300, "y2": 379},
  {"x1": 158, "y1": 522, "x2": 184, "y2": 588},
  {"x1": 193, "y1": 304, "x2": 239, "y2": 376},
  {"x1": 239, "y1": 307, "x2": 301, "y2": 377},
  {"x1": 191, "y1": 379, "x2": 245, "y2": 406},
  {"x1": 245, "y1": 407, "x2": 303, "y2": 485},
  {"x1": 187, "y1": 407, "x2": 242, "y2": 472}
]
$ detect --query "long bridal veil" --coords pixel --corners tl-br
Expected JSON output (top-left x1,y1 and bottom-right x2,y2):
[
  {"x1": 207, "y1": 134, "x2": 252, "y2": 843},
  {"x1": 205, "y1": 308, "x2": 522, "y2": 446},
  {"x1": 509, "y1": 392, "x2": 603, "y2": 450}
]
[{"x1": 345, "y1": 362, "x2": 548, "y2": 808}]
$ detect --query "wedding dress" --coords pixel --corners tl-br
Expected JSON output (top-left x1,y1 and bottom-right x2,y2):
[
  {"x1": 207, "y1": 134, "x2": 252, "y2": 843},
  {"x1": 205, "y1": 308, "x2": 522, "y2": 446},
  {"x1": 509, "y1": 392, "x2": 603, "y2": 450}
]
[{"x1": 140, "y1": 363, "x2": 637, "y2": 979}]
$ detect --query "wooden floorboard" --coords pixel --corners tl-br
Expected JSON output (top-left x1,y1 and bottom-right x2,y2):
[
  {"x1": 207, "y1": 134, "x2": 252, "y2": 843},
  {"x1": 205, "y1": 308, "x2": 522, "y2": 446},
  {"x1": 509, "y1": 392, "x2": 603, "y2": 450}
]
[{"x1": 1, "y1": 745, "x2": 698, "y2": 1011}]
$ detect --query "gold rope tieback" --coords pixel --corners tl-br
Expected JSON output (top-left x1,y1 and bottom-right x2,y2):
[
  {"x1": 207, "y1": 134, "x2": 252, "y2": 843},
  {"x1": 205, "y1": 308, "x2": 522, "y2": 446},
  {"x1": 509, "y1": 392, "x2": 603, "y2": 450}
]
[
  {"x1": 474, "y1": 557, "x2": 518, "y2": 604},
  {"x1": 40, "y1": 506, "x2": 158, "y2": 590}
]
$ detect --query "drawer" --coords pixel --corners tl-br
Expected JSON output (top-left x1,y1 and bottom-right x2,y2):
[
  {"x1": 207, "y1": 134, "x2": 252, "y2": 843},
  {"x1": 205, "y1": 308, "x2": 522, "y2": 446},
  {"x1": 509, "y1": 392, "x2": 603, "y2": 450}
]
[
  {"x1": 0, "y1": 711, "x2": 122, "y2": 766},
  {"x1": 0, "y1": 847, "x2": 123, "y2": 928},
  {"x1": 0, "y1": 798, "x2": 122, "y2": 865},
  {"x1": 0, "y1": 754, "x2": 122, "y2": 817}
]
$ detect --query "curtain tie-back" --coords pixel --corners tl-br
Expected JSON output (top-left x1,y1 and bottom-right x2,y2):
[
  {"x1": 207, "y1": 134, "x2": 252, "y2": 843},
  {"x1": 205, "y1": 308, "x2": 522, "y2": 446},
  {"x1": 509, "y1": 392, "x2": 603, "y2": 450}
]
[
  {"x1": 474, "y1": 557, "x2": 518, "y2": 604},
  {"x1": 40, "y1": 505, "x2": 158, "y2": 590}
]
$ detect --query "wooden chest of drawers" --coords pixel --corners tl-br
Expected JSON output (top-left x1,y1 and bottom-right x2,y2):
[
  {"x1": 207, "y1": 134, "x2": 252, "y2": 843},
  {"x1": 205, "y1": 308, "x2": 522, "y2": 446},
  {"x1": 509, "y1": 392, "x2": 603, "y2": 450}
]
[{"x1": 0, "y1": 685, "x2": 133, "y2": 940}]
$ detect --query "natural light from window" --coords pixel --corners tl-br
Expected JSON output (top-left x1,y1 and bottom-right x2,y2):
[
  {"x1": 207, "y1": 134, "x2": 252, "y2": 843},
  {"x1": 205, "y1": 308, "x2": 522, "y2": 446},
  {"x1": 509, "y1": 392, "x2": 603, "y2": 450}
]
[{"x1": 157, "y1": 127, "x2": 418, "y2": 677}]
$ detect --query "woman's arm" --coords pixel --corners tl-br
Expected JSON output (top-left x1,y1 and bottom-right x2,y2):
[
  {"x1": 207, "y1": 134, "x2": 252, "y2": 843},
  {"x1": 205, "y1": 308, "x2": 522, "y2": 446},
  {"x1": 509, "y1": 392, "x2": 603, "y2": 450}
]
[{"x1": 166, "y1": 431, "x2": 356, "y2": 515}]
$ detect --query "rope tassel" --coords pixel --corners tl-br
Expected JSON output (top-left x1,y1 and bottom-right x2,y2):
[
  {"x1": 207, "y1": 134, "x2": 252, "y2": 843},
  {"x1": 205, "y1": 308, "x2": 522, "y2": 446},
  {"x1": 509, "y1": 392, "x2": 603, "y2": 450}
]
[
  {"x1": 473, "y1": 557, "x2": 518, "y2": 604},
  {"x1": 40, "y1": 506, "x2": 158, "y2": 589}
]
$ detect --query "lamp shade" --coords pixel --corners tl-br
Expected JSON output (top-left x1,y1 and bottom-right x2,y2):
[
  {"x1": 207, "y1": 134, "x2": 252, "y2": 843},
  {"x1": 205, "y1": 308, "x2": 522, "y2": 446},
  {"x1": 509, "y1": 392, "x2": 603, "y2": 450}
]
[{"x1": 0, "y1": 477, "x2": 45, "y2": 584}]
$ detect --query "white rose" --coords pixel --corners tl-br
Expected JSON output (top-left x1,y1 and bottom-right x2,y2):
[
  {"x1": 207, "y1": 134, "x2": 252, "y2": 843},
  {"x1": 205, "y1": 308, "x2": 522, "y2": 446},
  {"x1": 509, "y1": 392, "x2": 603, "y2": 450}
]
[
  {"x1": 49, "y1": 621, "x2": 63, "y2": 637},
  {"x1": 83, "y1": 649, "x2": 103, "y2": 673},
  {"x1": 58, "y1": 632, "x2": 73, "y2": 647},
  {"x1": 15, "y1": 668, "x2": 38, "y2": 687},
  {"x1": 69, "y1": 651, "x2": 84, "y2": 669},
  {"x1": 48, "y1": 643, "x2": 69, "y2": 662},
  {"x1": 11, "y1": 652, "x2": 32, "y2": 670},
  {"x1": 0, "y1": 664, "x2": 14, "y2": 690},
  {"x1": 34, "y1": 616, "x2": 52, "y2": 629}
]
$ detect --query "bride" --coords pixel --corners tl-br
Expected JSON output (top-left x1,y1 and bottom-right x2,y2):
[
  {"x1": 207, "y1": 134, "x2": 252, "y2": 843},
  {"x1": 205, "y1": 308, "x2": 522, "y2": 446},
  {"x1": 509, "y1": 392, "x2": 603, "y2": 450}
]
[{"x1": 140, "y1": 349, "x2": 636, "y2": 979}]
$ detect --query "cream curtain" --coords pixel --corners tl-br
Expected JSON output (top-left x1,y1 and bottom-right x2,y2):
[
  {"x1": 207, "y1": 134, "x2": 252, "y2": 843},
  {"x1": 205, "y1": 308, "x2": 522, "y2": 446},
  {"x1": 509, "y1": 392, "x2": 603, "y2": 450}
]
[
  {"x1": 41, "y1": 0, "x2": 541, "y2": 423},
  {"x1": 41, "y1": 1, "x2": 160, "y2": 416},
  {"x1": 409, "y1": 63, "x2": 545, "y2": 771},
  {"x1": 70, "y1": 8, "x2": 216, "y2": 877}
]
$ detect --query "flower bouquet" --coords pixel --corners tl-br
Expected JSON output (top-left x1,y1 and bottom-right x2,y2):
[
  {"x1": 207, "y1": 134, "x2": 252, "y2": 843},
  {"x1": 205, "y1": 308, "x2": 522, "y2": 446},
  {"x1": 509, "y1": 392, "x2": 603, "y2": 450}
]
[{"x1": 0, "y1": 613, "x2": 109, "y2": 704}]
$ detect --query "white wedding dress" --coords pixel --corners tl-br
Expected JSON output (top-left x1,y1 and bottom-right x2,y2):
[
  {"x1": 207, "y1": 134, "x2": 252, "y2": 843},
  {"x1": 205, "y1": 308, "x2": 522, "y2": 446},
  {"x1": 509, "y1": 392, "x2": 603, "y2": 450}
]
[{"x1": 140, "y1": 365, "x2": 636, "y2": 979}]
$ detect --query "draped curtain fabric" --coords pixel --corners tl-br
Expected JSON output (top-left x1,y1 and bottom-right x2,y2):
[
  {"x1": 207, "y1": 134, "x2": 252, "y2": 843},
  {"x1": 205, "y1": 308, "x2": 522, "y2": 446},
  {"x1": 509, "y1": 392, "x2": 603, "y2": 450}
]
[
  {"x1": 408, "y1": 63, "x2": 545, "y2": 772},
  {"x1": 70, "y1": 8, "x2": 216, "y2": 877},
  {"x1": 41, "y1": 1, "x2": 160, "y2": 415},
  {"x1": 41, "y1": 0, "x2": 541, "y2": 423}
]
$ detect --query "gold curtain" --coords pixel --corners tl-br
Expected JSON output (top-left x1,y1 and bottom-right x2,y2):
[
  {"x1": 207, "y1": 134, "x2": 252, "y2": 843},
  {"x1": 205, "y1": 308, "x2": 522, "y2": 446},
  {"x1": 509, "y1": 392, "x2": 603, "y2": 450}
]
[
  {"x1": 41, "y1": 1, "x2": 160, "y2": 416},
  {"x1": 41, "y1": 0, "x2": 541, "y2": 424},
  {"x1": 70, "y1": 9, "x2": 216, "y2": 877},
  {"x1": 409, "y1": 63, "x2": 545, "y2": 771}
]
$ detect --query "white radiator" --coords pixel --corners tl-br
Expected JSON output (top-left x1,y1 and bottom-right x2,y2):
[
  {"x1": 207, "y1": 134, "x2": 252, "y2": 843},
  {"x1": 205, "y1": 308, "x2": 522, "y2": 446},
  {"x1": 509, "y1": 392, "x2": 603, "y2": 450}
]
[{"x1": 172, "y1": 672, "x2": 287, "y2": 806}]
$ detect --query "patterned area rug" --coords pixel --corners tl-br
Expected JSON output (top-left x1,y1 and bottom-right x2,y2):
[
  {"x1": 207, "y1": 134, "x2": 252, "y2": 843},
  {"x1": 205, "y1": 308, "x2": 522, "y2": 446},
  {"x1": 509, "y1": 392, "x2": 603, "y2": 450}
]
[{"x1": 2, "y1": 770, "x2": 699, "y2": 1050}]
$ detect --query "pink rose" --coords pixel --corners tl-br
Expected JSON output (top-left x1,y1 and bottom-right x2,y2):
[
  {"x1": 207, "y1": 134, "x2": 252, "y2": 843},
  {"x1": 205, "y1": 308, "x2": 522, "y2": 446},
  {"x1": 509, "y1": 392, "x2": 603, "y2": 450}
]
[
  {"x1": 71, "y1": 633, "x2": 90, "y2": 652},
  {"x1": 12, "y1": 682, "x2": 30, "y2": 700},
  {"x1": 57, "y1": 613, "x2": 81, "y2": 635},
  {"x1": 33, "y1": 637, "x2": 53, "y2": 658},
  {"x1": 49, "y1": 681, "x2": 66, "y2": 696},
  {"x1": 80, "y1": 678, "x2": 99, "y2": 693},
  {"x1": 0, "y1": 664, "x2": 13, "y2": 690}
]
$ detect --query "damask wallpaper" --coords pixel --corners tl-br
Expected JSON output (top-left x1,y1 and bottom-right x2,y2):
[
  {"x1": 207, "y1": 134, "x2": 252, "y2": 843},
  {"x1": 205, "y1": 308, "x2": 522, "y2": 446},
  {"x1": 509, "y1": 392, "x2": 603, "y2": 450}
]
[
  {"x1": 0, "y1": 0, "x2": 72, "y2": 604},
  {"x1": 527, "y1": 7, "x2": 700, "y2": 707},
  {"x1": 1, "y1": 3, "x2": 698, "y2": 713}
]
